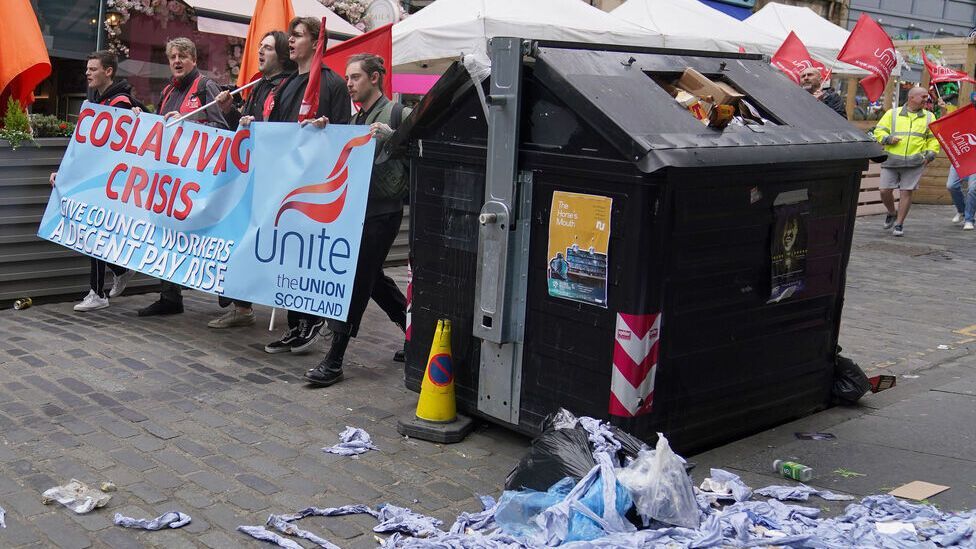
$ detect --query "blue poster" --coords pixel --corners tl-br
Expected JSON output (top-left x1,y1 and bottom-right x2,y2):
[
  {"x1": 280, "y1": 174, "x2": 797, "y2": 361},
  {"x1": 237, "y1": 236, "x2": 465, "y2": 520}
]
[{"x1": 37, "y1": 101, "x2": 375, "y2": 321}]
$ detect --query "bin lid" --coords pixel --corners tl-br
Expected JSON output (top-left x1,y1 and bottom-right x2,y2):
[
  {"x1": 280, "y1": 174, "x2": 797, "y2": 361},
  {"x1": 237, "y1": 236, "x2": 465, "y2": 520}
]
[{"x1": 388, "y1": 41, "x2": 885, "y2": 173}]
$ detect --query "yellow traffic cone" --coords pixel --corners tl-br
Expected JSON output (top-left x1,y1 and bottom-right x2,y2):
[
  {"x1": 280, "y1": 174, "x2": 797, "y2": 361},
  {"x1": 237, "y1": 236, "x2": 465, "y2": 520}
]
[
  {"x1": 397, "y1": 318, "x2": 474, "y2": 443},
  {"x1": 416, "y1": 319, "x2": 457, "y2": 422}
]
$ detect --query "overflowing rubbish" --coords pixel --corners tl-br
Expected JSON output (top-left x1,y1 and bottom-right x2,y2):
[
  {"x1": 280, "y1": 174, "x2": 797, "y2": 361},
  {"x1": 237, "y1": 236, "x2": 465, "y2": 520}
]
[
  {"x1": 0, "y1": 504, "x2": 6, "y2": 528},
  {"x1": 616, "y1": 436, "x2": 699, "y2": 529},
  {"x1": 754, "y1": 484, "x2": 854, "y2": 502},
  {"x1": 114, "y1": 511, "x2": 191, "y2": 530},
  {"x1": 238, "y1": 525, "x2": 304, "y2": 549},
  {"x1": 374, "y1": 504, "x2": 444, "y2": 537},
  {"x1": 322, "y1": 426, "x2": 378, "y2": 456},
  {"x1": 266, "y1": 514, "x2": 341, "y2": 549},
  {"x1": 773, "y1": 460, "x2": 814, "y2": 482},
  {"x1": 41, "y1": 479, "x2": 111, "y2": 514},
  {"x1": 698, "y1": 469, "x2": 752, "y2": 503}
]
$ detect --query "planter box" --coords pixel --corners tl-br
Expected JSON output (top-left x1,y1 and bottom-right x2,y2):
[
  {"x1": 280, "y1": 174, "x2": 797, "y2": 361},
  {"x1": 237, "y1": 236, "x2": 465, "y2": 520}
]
[{"x1": 0, "y1": 138, "x2": 159, "y2": 308}]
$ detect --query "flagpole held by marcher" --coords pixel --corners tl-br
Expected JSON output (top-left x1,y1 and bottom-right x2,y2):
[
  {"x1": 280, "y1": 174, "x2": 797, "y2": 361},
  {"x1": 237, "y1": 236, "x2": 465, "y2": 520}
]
[{"x1": 164, "y1": 78, "x2": 262, "y2": 127}]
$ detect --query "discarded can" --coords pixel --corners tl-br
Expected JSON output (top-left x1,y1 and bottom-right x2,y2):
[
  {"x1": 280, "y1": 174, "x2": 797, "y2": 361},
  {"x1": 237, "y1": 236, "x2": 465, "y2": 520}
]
[
  {"x1": 773, "y1": 459, "x2": 813, "y2": 482},
  {"x1": 13, "y1": 297, "x2": 32, "y2": 310}
]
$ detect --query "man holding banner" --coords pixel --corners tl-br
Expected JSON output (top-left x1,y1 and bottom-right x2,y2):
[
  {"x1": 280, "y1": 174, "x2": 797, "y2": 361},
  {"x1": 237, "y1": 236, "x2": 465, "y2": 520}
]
[
  {"x1": 138, "y1": 37, "x2": 229, "y2": 317},
  {"x1": 262, "y1": 16, "x2": 352, "y2": 354},
  {"x1": 207, "y1": 30, "x2": 296, "y2": 328}
]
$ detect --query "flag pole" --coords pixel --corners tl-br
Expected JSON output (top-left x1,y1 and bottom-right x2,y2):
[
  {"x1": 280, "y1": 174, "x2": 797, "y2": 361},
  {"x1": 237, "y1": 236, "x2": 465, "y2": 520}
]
[{"x1": 164, "y1": 78, "x2": 262, "y2": 127}]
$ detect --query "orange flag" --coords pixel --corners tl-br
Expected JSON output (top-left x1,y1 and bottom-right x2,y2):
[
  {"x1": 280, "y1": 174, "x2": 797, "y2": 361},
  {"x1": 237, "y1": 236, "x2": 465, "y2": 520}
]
[
  {"x1": 324, "y1": 24, "x2": 394, "y2": 100},
  {"x1": 237, "y1": 0, "x2": 296, "y2": 87},
  {"x1": 0, "y1": 0, "x2": 51, "y2": 118}
]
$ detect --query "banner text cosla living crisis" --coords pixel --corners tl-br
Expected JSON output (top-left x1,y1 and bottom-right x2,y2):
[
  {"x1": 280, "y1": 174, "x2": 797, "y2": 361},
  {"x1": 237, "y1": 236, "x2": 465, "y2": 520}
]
[{"x1": 73, "y1": 107, "x2": 251, "y2": 220}]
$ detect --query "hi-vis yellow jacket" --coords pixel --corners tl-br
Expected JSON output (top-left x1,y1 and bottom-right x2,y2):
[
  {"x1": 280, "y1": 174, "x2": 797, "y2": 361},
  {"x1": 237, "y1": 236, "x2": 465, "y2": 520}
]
[{"x1": 873, "y1": 107, "x2": 941, "y2": 168}]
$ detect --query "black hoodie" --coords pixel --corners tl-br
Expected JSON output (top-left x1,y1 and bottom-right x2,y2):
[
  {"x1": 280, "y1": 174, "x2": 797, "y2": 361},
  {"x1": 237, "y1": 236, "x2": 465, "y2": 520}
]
[
  {"x1": 87, "y1": 79, "x2": 137, "y2": 109},
  {"x1": 268, "y1": 66, "x2": 350, "y2": 124}
]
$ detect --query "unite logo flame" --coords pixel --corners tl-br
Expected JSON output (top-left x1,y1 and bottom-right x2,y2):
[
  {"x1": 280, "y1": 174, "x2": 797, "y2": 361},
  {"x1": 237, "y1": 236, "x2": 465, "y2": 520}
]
[{"x1": 274, "y1": 133, "x2": 373, "y2": 226}]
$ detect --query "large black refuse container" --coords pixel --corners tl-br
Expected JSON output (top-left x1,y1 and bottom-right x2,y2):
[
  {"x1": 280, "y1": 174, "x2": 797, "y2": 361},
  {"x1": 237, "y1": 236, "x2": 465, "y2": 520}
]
[{"x1": 391, "y1": 38, "x2": 882, "y2": 454}]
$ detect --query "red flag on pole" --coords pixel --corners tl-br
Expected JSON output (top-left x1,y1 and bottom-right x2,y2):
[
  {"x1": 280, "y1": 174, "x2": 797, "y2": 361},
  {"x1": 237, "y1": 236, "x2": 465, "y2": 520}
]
[
  {"x1": 771, "y1": 32, "x2": 823, "y2": 84},
  {"x1": 298, "y1": 17, "x2": 327, "y2": 122},
  {"x1": 922, "y1": 50, "x2": 976, "y2": 85},
  {"x1": 837, "y1": 13, "x2": 897, "y2": 102},
  {"x1": 323, "y1": 24, "x2": 394, "y2": 100},
  {"x1": 0, "y1": 0, "x2": 51, "y2": 118},
  {"x1": 930, "y1": 104, "x2": 976, "y2": 178},
  {"x1": 237, "y1": 0, "x2": 295, "y2": 87}
]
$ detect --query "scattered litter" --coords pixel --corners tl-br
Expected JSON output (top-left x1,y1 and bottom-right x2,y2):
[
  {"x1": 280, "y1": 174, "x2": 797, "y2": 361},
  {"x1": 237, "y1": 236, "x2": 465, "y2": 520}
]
[
  {"x1": 13, "y1": 297, "x2": 32, "y2": 310},
  {"x1": 889, "y1": 481, "x2": 951, "y2": 501},
  {"x1": 755, "y1": 484, "x2": 854, "y2": 502},
  {"x1": 42, "y1": 479, "x2": 111, "y2": 514},
  {"x1": 698, "y1": 468, "x2": 752, "y2": 502},
  {"x1": 322, "y1": 426, "x2": 378, "y2": 456},
  {"x1": 238, "y1": 525, "x2": 303, "y2": 549},
  {"x1": 876, "y1": 521, "x2": 917, "y2": 535},
  {"x1": 903, "y1": 374, "x2": 921, "y2": 379},
  {"x1": 795, "y1": 432, "x2": 836, "y2": 440},
  {"x1": 99, "y1": 482, "x2": 117, "y2": 493},
  {"x1": 833, "y1": 350, "x2": 872, "y2": 404},
  {"x1": 0, "y1": 505, "x2": 5, "y2": 528},
  {"x1": 774, "y1": 460, "x2": 814, "y2": 482},
  {"x1": 617, "y1": 435, "x2": 698, "y2": 529},
  {"x1": 833, "y1": 468, "x2": 866, "y2": 479},
  {"x1": 868, "y1": 375, "x2": 897, "y2": 393},
  {"x1": 267, "y1": 514, "x2": 340, "y2": 549},
  {"x1": 278, "y1": 504, "x2": 378, "y2": 522},
  {"x1": 375, "y1": 504, "x2": 444, "y2": 537},
  {"x1": 449, "y1": 495, "x2": 497, "y2": 534},
  {"x1": 114, "y1": 511, "x2": 191, "y2": 530},
  {"x1": 937, "y1": 344, "x2": 951, "y2": 350}
]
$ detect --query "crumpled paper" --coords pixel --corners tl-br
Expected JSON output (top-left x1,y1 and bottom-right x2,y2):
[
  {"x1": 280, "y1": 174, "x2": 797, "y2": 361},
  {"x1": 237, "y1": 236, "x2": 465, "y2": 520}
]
[
  {"x1": 42, "y1": 479, "x2": 111, "y2": 514},
  {"x1": 114, "y1": 511, "x2": 191, "y2": 530},
  {"x1": 322, "y1": 426, "x2": 378, "y2": 456}
]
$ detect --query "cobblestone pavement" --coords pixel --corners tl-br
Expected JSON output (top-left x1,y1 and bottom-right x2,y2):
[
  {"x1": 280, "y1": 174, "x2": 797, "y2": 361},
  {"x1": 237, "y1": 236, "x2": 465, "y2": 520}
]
[{"x1": 0, "y1": 204, "x2": 972, "y2": 547}]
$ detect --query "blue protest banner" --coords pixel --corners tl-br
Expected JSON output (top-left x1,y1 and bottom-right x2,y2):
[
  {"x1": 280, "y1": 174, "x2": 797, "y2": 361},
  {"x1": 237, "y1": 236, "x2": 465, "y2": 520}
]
[{"x1": 37, "y1": 101, "x2": 374, "y2": 321}]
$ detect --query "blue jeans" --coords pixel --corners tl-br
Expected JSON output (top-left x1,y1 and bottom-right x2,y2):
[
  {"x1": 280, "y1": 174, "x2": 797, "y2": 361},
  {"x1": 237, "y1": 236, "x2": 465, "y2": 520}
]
[{"x1": 947, "y1": 165, "x2": 976, "y2": 222}]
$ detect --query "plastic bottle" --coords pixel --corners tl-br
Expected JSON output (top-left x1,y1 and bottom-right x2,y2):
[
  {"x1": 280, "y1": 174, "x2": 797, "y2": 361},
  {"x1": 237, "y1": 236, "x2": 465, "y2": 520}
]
[
  {"x1": 773, "y1": 459, "x2": 813, "y2": 482},
  {"x1": 13, "y1": 297, "x2": 32, "y2": 310}
]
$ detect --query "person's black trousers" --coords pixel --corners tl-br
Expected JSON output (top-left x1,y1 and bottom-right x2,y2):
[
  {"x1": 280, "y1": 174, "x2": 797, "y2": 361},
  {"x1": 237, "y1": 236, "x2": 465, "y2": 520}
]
[
  {"x1": 328, "y1": 210, "x2": 406, "y2": 338},
  {"x1": 159, "y1": 280, "x2": 183, "y2": 304},
  {"x1": 90, "y1": 258, "x2": 128, "y2": 298}
]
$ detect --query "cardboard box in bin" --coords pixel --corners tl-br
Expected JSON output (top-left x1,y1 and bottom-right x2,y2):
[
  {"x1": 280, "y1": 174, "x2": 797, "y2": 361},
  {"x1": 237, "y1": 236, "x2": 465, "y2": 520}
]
[{"x1": 677, "y1": 68, "x2": 744, "y2": 106}]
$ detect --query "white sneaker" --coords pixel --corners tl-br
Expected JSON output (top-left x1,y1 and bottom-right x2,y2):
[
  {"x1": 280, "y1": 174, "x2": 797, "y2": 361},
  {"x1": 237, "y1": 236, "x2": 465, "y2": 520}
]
[
  {"x1": 953, "y1": 213, "x2": 964, "y2": 223},
  {"x1": 74, "y1": 290, "x2": 109, "y2": 312},
  {"x1": 109, "y1": 269, "x2": 135, "y2": 298},
  {"x1": 964, "y1": 222, "x2": 974, "y2": 231}
]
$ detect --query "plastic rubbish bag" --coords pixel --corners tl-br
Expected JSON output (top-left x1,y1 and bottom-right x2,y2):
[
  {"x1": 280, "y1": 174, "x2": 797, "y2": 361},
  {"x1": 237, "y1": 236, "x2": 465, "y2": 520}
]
[
  {"x1": 42, "y1": 479, "x2": 111, "y2": 514},
  {"x1": 616, "y1": 434, "x2": 699, "y2": 529},
  {"x1": 495, "y1": 477, "x2": 574, "y2": 539},
  {"x1": 505, "y1": 426, "x2": 596, "y2": 491},
  {"x1": 833, "y1": 349, "x2": 871, "y2": 404}
]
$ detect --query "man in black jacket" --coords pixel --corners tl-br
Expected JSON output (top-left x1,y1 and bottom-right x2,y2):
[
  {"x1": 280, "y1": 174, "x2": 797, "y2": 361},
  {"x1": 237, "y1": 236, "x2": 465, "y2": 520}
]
[
  {"x1": 262, "y1": 16, "x2": 352, "y2": 355},
  {"x1": 51, "y1": 50, "x2": 138, "y2": 312},
  {"x1": 799, "y1": 67, "x2": 847, "y2": 119},
  {"x1": 137, "y1": 37, "x2": 229, "y2": 317},
  {"x1": 209, "y1": 30, "x2": 296, "y2": 329}
]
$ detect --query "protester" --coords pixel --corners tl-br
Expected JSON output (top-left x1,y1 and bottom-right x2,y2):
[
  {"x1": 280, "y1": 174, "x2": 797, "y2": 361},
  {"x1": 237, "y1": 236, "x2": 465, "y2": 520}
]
[
  {"x1": 304, "y1": 53, "x2": 410, "y2": 387},
  {"x1": 798, "y1": 67, "x2": 846, "y2": 119},
  {"x1": 49, "y1": 50, "x2": 137, "y2": 312},
  {"x1": 873, "y1": 86, "x2": 940, "y2": 237},
  {"x1": 260, "y1": 16, "x2": 352, "y2": 354},
  {"x1": 933, "y1": 83, "x2": 976, "y2": 229},
  {"x1": 207, "y1": 30, "x2": 296, "y2": 329},
  {"x1": 136, "y1": 37, "x2": 229, "y2": 317}
]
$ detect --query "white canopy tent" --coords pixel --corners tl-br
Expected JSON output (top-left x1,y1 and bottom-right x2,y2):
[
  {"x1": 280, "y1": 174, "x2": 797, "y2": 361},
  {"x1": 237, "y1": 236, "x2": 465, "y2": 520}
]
[
  {"x1": 186, "y1": 0, "x2": 363, "y2": 39},
  {"x1": 391, "y1": 0, "x2": 664, "y2": 73},
  {"x1": 611, "y1": 0, "x2": 782, "y2": 54},
  {"x1": 744, "y1": 3, "x2": 872, "y2": 76}
]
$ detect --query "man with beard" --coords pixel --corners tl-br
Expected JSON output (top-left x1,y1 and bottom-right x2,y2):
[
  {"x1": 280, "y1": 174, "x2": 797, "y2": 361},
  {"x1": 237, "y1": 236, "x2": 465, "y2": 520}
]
[
  {"x1": 137, "y1": 37, "x2": 229, "y2": 317},
  {"x1": 208, "y1": 30, "x2": 297, "y2": 329},
  {"x1": 50, "y1": 50, "x2": 139, "y2": 312},
  {"x1": 799, "y1": 66, "x2": 846, "y2": 119},
  {"x1": 260, "y1": 16, "x2": 352, "y2": 355}
]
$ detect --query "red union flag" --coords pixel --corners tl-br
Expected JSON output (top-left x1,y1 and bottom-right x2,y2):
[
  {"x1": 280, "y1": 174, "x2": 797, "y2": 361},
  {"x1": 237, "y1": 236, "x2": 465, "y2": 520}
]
[
  {"x1": 772, "y1": 31, "x2": 819, "y2": 84},
  {"x1": 838, "y1": 14, "x2": 897, "y2": 102},
  {"x1": 298, "y1": 17, "x2": 328, "y2": 123},
  {"x1": 930, "y1": 104, "x2": 976, "y2": 178},
  {"x1": 922, "y1": 50, "x2": 976, "y2": 84}
]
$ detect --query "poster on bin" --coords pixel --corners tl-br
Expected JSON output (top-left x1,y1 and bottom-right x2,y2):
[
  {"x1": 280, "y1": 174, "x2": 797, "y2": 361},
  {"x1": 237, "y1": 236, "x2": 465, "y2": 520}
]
[
  {"x1": 37, "y1": 101, "x2": 375, "y2": 321},
  {"x1": 546, "y1": 191, "x2": 612, "y2": 307},
  {"x1": 768, "y1": 190, "x2": 809, "y2": 303}
]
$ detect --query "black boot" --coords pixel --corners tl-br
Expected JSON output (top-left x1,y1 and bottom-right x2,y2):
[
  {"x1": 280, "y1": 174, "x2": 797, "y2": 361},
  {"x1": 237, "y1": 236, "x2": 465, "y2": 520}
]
[
  {"x1": 305, "y1": 332, "x2": 349, "y2": 387},
  {"x1": 137, "y1": 299, "x2": 183, "y2": 316}
]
